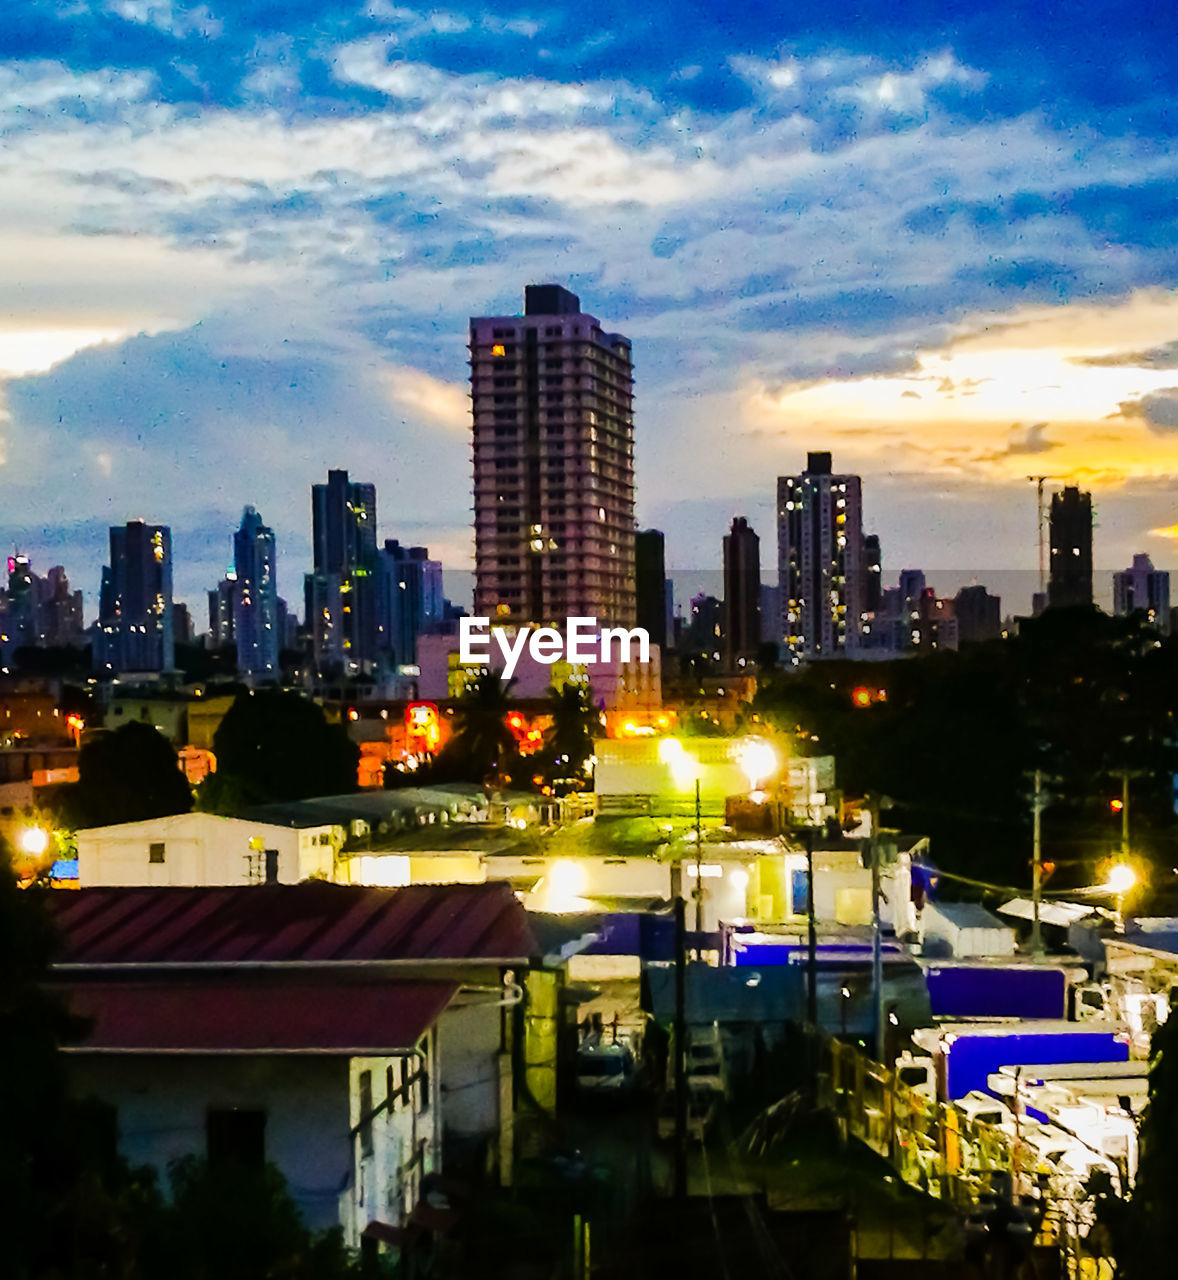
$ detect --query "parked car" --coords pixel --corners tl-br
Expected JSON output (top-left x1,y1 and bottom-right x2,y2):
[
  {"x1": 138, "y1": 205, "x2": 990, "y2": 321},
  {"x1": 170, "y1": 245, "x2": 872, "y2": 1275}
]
[{"x1": 576, "y1": 1042, "x2": 637, "y2": 1096}]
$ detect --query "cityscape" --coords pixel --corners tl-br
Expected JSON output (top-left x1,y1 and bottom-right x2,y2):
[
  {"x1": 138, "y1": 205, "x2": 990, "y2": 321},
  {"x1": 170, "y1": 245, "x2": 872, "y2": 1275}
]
[{"x1": 4, "y1": 4, "x2": 1178, "y2": 1280}]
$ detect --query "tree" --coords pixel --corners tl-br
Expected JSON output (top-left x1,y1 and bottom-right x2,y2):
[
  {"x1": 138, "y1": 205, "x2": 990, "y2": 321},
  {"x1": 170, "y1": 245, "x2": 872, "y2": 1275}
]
[
  {"x1": 537, "y1": 682, "x2": 598, "y2": 792},
  {"x1": 58, "y1": 721, "x2": 193, "y2": 829},
  {"x1": 426, "y1": 671, "x2": 521, "y2": 787},
  {"x1": 201, "y1": 691, "x2": 359, "y2": 813}
]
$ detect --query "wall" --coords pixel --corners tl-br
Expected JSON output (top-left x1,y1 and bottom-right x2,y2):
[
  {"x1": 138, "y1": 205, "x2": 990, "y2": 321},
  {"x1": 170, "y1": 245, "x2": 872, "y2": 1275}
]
[
  {"x1": 67, "y1": 1054, "x2": 352, "y2": 1233},
  {"x1": 77, "y1": 812, "x2": 307, "y2": 886},
  {"x1": 436, "y1": 998, "x2": 505, "y2": 1138}
]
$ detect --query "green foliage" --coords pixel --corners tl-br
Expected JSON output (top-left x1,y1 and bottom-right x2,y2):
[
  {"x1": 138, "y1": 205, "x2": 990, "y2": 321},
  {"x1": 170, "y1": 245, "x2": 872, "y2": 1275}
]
[
  {"x1": 753, "y1": 609, "x2": 1178, "y2": 888},
  {"x1": 200, "y1": 691, "x2": 360, "y2": 813},
  {"x1": 535, "y1": 682, "x2": 598, "y2": 792},
  {"x1": 56, "y1": 721, "x2": 193, "y2": 828},
  {"x1": 422, "y1": 671, "x2": 522, "y2": 787}
]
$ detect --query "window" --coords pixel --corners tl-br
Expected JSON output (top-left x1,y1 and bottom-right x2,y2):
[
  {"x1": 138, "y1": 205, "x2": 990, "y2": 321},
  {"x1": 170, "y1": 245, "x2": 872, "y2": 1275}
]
[
  {"x1": 206, "y1": 1109, "x2": 265, "y2": 1169},
  {"x1": 148, "y1": 842, "x2": 165, "y2": 864}
]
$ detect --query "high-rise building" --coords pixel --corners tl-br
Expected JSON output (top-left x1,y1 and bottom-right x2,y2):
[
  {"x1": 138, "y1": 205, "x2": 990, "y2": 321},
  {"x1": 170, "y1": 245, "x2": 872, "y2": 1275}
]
[
  {"x1": 723, "y1": 516, "x2": 761, "y2": 670},
  {"x1": 777, "y1": 451, "x2": 864, "y2": 660},
  {"x1": 234, "y1": 506, "x2": 280, "y2": 678},
  {"x1": 470, "y1": 284, "x2": 636, "y2": 627},
  {"x1": 686, "y1": 592, "x2": 723, "y2": 660},
  {"x1": 376, "y1": 540, "x2": 444, "y2": 668},
  {"x1": 172, "y1": 602, "x2": 194, "y2": 646},
  {"x1": 207, "y1": 574, "x2": 236, "y2": 648},
  {"x1": 954, "y1": 585, "x2": 1003, "y2": 643},
  {"x1": 1048, "y1": 486, "x2": 1093, "y2": 608},
  {"x1": 95, "y1": 521, "x2": 174, "y2": 673},
  {"x1": 863, "y1": 534, "x2": 882, "y2": 614},
  {"x1": 304, "y1": 469, "x2": 379, "y2": 675},
  {"x1": 635, "y1": 529, "x2": 668, "y2": 648},
  {"x1": 1114, "y1": 553, "x2": 1170, "y2": 632},
  {"x1": 39, "y1": 566, "x2": 84, "y2": 647}
]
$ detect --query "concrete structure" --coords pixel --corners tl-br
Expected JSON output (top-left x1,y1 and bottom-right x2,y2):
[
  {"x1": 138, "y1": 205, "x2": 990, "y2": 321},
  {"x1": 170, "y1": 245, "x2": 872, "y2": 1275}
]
[
  {"x1": 95, "y1": 521, "x2": 175, "y2": 673},
  {"x1": 1113, "y1": 553, "x2": 1170, "y2": 633},
  {"x1": 305, "y1": 469, "x2": 379, "y2": 676},
  {"x1": 722, "y1": 516, "x2": 761, "y2": 671},
  {"x1": 376, "y1": 540, "x2": 443, "y2": 669},
  {"x1": 777, "y1": 452, "x2": 864, "y2": 661},
  {"x1": 77, "y1": 811, "x2": 339, "y2": 886},
  {"x1": 1049, "y1": 486, "x2": 1094, "y2": 609},
  {"x1": 233, "y1": 505, "x2": 280, "y2": 677},
  {"x1": 470, "y1": 284, "x2": 636, "y2": 627},
  {"x1": 863, "y1": 534, "x2": 882, "y2": 614},
  {"x1": 921, "y1": 901, "x2": 1016, "y2": 958}
]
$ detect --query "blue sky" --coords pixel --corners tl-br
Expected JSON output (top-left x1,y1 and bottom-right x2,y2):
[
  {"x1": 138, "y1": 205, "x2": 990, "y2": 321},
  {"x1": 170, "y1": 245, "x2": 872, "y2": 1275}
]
[{"x1": 3, "y1": 0, "x2": 1178, "y2": 617}]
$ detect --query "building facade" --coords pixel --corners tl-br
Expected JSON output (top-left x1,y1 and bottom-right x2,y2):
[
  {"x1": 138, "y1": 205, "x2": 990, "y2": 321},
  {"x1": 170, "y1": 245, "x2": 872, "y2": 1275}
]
[
  {"x1": 470, "y1": 284, "x2": 636, "y2": 627},
  {"x1": 305, "y1": 470, "x2": 379, "y2": 675},
  {"x1": 376, "y1": 540, "x2": 444, "y2": 669},
  {"x1": 1048, "y1": 486, "x2": 1093, "y2": 608},
  {"x1": 95, "y1": 521, "x2": 175, "y2": 673},
  {"x1": 234, "y1": 505, "x2": 280, "y2": 678},
  {"x1": 635, "y1": 529, "x2": 668, "y2": 648},
  {"x1": 777, "y1": 452, "x2": 864, "y2": 660},
  {"x1": 1113, "y1": 553, "x2": 1170, "y2": 632},
  {"x1": 723, "y1": 516, "x2": 761, "y2": 670}
]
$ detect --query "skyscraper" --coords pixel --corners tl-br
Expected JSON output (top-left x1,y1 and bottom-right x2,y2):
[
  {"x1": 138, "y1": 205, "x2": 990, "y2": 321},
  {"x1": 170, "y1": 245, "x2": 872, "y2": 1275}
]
[
  {"x1": 635, "y1": 529, "x2": 668, "y2": 648},
  {"x1": 777, "y1": 452, "x2": 864, "y2": 660},
  {"x1": 1114, "y1": 553, "x2": 1170, "y2": 632},
  {"x1": 470, "y1": 284, "x2": 636, "y2": 627},
  {"x1": 304, "y1": 470, "x2": 378, "y2": 675},
  {"x1": 723, "y1": 516, "x2": 761, "y2": 670},
  {"x1": 1048, "y1": 486, "x2": 1093, "y2": 608},
  {"x1": 863, "y1": 533, "x2": 883, "y2": 614},
  {"x1": 376, "y1": 540, "x2": 444, "y2": 668},
  {"x1": 954, "y1": 585, "x2": 1003, "y2": 643},
  {"x1": 234, "y1": 505, "x2": 280, "y2": 677},
  {"x1": 95, "y1": 521, "x2": 174, "y2": 673},
  {"x1": 207, "y1": 574, "x2": 236, "y2": 648}
]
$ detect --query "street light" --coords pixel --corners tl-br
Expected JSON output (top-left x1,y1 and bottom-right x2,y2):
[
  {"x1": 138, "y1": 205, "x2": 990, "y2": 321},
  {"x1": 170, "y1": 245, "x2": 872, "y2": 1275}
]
[
  {"x1": 18, "y1": 826, "x2": 50, "y2": 857},
  {"x1": 1105, "y1": 863, "x2": 1137, "y2": 895},
  {"x1": 737, "y1": 738, "x2": 778, "y2": 791}
]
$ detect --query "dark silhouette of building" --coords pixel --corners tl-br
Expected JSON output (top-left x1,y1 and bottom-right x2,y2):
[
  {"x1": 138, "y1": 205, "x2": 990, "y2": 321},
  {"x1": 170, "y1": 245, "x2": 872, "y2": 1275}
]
[
  {"x1": 635, "y1": 530, "x2": 668, "y2": 648},
  {"x1": 954, "y1": 585, "x2": 1002, "y2": 643},
  {"x1": 686, "y1": 592, "x2": 722, "y2": 660},
  {"x1": 723, "y1": 516, "x2": 761, "y2": 670},
  {"x1": 1113, "y1": 553, "x2": 1170, "y2": 633},
  {"x1": 1048, "y1": 486, "x2": 1093, "y2": 608},
  {"x1": 376, "y1": 540, "x2": 443, "y2": 668},
  {"x1": 95, "y1": 521, "x2": 175, "y2": 673},
  {"x1": 863, "y1": 533, "x2": 882, "y2": 613},
  {"x1": 304, "y1": 470, "x2": 379, "y2": 675}
]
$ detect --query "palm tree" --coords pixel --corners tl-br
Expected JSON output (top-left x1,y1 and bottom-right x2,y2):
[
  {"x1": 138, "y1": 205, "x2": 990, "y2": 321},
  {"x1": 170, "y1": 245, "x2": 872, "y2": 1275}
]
[
  {"x1": 448, "y1": 670, "x2": 520, "y2": 786},
  {"x1": 540, "y1": 682, "x2": 599, "y2": 792}
]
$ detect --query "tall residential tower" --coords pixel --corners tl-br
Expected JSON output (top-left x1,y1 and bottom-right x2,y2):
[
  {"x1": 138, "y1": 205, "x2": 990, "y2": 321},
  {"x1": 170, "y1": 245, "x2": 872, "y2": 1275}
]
[
  {"x1": 95, "y1": 521, "x2": 174, "y2": 673},
  {"x1": 470, "y1": 284, "x2": 636, "y2": 627},
  {"x1": 777, "y1": 452, "x2": 864, "y2": 661},
  {"x1": 1048, "y1": 485, "x2": 1093, "y2": 609},
  {"x1": 234, "y1": 506, "x2": 280, "y2": 677}
]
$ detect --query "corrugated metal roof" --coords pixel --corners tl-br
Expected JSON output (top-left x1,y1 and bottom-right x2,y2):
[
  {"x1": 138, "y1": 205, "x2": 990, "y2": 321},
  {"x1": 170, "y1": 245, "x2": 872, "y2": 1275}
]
[
  {"x1": 61, "y1": 977, "x2": 456, "y2": 1053},
  {"x1": 46, "y1": 881, "x2": 538, "y2": 966}
]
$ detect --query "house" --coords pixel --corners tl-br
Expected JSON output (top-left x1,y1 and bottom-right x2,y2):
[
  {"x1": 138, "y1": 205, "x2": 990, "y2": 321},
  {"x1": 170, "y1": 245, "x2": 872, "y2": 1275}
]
[
  {"x1": 76, "y1": 811, "x2": 341, "y2": 887},
  {"x1": 48, "y1": 881, "x2": 545, "y2": 1244}
]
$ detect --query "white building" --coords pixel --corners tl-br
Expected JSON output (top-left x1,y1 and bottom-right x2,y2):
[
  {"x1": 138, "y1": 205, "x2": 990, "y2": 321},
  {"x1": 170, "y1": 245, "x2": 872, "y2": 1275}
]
[{"x1": 77, "y1": 811, "x2": 340, "y2": 887}]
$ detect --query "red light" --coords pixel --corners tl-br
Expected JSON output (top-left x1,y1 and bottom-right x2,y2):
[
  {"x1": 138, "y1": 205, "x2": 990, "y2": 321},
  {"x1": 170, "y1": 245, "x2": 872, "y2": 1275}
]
[
  {"x1": 1110, "y1": 798, "x2": 1124, "y2": 813},
  {"x1": 851, "y1": 686, "x2": 872, "y2": 708},
  {"x1": 508, "y1": 714, "x2": 524, "y2": 729}
]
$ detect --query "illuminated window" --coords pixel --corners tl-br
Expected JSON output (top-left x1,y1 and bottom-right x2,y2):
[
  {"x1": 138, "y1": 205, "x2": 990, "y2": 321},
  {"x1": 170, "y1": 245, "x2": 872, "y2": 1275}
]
[{"x1": 492, "y1": 344, "x2": 506, "y2": 357}]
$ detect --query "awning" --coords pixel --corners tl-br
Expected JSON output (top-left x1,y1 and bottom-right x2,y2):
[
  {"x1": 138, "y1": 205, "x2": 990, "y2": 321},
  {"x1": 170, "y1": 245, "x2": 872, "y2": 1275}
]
[{"x1": 997, "y1": 898, "x2": 1096, "y2": 927}]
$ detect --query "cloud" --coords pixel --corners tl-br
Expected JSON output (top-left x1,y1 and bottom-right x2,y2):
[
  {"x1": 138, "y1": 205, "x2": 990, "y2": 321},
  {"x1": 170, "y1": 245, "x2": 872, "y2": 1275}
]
[
  {"x1": 1150, "y1": 523, "x2": 1178, "y2": 540},
  {"x1": 1118, "y1": 388, "x2": 1178, "y2": 432},
  {"x1": 1076, "y1": 340, "x2": 1178, "y2": 369},
  {"x1": 990, "y1": 421, "x2": 1060, "y2": 457}
]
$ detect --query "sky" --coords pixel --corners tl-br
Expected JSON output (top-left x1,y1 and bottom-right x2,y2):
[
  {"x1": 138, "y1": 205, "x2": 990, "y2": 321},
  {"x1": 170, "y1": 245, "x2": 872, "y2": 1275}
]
[{"x1": 3, "y1": 0, "x2": 1178, "y2": 619}]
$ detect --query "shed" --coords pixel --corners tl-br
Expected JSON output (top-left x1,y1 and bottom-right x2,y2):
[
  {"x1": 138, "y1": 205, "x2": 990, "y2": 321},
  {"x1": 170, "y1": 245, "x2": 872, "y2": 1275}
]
[{"x1": 922, "y1": 901, "x2": 1015, "y2": 958}]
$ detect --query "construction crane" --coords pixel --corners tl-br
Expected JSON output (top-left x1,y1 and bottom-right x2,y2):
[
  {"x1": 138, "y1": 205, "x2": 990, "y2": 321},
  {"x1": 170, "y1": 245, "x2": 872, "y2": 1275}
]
[{"x1": 1027, "y1": 475, "x2": 1065, "y2": 596}]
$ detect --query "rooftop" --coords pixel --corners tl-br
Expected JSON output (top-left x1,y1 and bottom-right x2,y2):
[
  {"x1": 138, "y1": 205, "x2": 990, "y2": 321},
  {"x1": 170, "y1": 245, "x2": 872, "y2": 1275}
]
[
  {"x1": 61, "y1": 976, "x2": 456, "y2": 1054},
  {"x1": 46, "y1": 881, "x2": 539, "y2": 967}
]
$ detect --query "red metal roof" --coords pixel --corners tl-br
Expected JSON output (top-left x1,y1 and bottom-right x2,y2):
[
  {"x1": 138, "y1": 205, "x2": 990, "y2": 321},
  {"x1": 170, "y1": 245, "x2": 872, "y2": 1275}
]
[
  {"x1": 61, "y1": 977, "x2": 456, "y2": 1054},
  {"x1": 46, "y1": 881, "x2": 538, "y2": 967}
]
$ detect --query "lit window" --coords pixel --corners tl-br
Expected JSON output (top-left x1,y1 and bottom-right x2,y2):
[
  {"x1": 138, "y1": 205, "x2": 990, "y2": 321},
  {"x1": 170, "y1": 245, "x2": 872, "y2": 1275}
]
[{"x1": 492, "y1": 344, "x2": 506, "y2": 357}]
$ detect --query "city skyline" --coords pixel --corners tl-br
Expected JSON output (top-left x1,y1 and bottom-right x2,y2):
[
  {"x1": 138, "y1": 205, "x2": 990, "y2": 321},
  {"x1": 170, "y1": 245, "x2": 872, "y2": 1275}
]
[{"x1": 3, "y1": 3, "x2": 1178, "y2": 609}]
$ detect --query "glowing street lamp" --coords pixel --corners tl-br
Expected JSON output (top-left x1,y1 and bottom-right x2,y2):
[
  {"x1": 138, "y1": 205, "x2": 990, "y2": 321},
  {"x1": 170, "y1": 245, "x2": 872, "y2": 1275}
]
[
  {"x1": 1105, "y1": 863, "x2": 1137, "y2": 895},
  {"x1": 17, "y1": 826, "x2": 50, "y2": 857},
  {"x1": 737, "y1": 738, "x2": 778, "y2": 791}
]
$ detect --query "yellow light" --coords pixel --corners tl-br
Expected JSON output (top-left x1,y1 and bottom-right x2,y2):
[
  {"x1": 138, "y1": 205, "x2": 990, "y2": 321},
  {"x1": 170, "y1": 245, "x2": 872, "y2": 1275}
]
[
  {"x1": 491, "y1": 344, "x2": 506, "y2": 357},
  {"x1": 737, "y1": 738, "x2": 778, "y2": 789},
  {"x1": 18, "y1": 826, "x2": 50, "y2": 856},
  {"x1": 1106, "y1": 863, "x2": 1137, "y2": 894}
]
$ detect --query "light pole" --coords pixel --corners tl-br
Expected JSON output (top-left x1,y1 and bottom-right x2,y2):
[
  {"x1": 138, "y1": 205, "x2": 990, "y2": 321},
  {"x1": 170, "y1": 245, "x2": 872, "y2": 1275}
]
[{"x1": 1031, "y1": 769, "x2": 1045, "y2": 958}]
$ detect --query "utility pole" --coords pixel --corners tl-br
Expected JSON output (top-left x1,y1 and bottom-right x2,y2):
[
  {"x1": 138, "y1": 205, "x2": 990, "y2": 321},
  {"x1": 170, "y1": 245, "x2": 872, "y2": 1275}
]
[
  {"x1": 693, "y1": 778, "x2": 703, "y2": 939},
  {"x1": 673, "y1": 892, "x2": 687, "y2": 1199},
  {"x1": 1119, "y1": 770, "x2": 1130, "y2": 859},
  {"x1": 869, "y1": 795, "x2": 885, "y2": 1063},
  {"x1": 1031, "y1": 769, "x2": 1044, "y2": 958},
  {"x1": 804, "y1": 826, "x2": 818, "y2": 1026}
]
